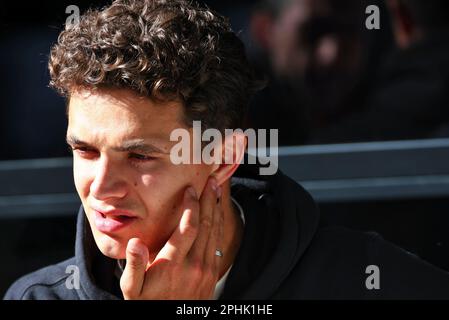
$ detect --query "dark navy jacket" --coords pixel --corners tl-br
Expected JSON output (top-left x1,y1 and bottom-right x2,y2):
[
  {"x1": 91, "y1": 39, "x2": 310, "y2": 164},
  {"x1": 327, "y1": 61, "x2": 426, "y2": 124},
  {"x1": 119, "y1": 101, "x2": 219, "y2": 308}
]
[{"x1": 4, "y1": 163, "x2": 449, "y2": 299}]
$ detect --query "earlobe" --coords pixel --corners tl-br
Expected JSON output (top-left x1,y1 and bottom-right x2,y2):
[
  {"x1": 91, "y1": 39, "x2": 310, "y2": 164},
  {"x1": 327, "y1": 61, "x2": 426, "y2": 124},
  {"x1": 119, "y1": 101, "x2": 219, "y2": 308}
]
[{"x1": 211, "y1": 132, "x2": 247, "y2": 186}]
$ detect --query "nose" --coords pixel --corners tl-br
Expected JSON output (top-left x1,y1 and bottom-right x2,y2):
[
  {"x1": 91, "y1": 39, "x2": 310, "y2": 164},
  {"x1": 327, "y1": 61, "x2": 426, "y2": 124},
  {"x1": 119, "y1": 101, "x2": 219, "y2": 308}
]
[{"x1": 90, "y1": 155, "x2": 128, "y2": 201}]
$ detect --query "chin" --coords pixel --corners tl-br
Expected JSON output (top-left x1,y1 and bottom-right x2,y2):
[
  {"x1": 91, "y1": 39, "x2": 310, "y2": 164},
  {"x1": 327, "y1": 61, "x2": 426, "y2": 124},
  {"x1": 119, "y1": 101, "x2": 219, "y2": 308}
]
[{"x1": 93, "y1": 232, "x2": 127, "y2": 259}]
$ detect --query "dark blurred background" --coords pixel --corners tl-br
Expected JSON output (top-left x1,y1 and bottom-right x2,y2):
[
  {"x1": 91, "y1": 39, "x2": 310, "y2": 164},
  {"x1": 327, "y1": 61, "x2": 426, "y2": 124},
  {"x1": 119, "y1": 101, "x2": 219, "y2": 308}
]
[{"x1": 1, "y1": 0, "x2": 449, "y2": 297}]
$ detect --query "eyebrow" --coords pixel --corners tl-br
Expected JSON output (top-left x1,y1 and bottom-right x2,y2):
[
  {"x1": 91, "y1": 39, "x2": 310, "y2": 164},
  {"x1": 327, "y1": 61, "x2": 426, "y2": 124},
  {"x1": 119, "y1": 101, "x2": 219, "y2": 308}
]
[{"x1": 66, "y1": 135, "x2": 169, "y2": 154}]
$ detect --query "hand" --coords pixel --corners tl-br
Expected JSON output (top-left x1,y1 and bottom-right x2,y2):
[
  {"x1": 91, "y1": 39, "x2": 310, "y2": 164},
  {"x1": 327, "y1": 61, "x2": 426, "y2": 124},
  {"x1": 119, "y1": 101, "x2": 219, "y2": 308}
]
[{"x1": 120, "y1": 177, "x2": 224, "y2": 300}]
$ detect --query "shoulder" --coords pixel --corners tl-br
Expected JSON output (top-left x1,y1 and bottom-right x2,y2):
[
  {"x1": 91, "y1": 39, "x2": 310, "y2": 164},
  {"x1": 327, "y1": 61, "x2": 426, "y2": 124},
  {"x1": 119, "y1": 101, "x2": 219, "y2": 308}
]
[
  {"x1": 284, "y1": 226, "x2": 449, "y2": 299},
  {"x1": 3, "y1": 257, "x2": 79, "y2": 300},
  {"x1": 311, "y1": 226, "x2": 446, "y2": 276}
]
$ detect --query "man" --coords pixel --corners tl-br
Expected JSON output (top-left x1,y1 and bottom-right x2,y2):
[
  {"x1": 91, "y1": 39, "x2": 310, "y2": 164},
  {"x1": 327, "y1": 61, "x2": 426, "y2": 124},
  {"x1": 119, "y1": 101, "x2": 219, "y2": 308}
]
[
  {"x1": 246, "y1": 0, "x2": 382, "y2": 146},
  {"x1": 310, "y1": 0, "x2": 449, "y2": 142},
  {"x1": 4, "y1": 0, "x2": 449, "y2": 300}
]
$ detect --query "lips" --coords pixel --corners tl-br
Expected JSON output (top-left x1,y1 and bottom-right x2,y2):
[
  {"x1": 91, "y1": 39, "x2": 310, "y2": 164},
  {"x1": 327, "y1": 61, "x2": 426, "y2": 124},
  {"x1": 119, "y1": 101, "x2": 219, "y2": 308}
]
[{"x1": 93, "y1": 209, "x2": 137, "y2": 234}]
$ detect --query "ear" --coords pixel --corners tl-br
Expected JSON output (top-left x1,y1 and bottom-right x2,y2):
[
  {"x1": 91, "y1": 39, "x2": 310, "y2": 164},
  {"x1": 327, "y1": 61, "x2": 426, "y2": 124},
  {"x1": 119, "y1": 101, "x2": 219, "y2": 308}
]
[{"x1": 210, "y1": 131, "x2": 247, "y2": 186}]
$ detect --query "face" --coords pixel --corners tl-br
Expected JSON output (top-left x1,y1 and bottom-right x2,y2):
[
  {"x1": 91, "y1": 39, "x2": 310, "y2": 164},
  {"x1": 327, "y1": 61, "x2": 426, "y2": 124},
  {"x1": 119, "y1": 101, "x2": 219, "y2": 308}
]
[
  {"x1": 271, "y1": 0, "x2": 361, "y2": 79},
  {"x1": 67, "y1": 88, "x2": 213, "y2": 260}
]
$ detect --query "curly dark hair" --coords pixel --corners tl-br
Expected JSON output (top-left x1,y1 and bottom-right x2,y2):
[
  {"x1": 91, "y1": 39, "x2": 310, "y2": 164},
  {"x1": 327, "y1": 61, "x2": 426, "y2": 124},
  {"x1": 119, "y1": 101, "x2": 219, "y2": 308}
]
[{"x1": 49, "y1": 0, "x2": 263, "y2": 131}]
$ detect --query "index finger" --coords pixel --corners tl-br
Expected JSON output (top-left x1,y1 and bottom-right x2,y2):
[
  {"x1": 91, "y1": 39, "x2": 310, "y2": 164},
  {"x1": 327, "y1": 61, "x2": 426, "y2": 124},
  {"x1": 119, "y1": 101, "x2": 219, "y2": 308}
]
[{"x1": 189, "y1": 177, "x2": 219, "y2": 262}]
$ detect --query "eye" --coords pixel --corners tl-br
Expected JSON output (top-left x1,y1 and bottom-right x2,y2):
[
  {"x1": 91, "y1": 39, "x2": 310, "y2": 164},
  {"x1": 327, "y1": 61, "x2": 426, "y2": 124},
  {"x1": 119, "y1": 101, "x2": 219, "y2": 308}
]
[
  {"x1": 70, "y1": 146, "x2": 99, "y2": 158},
  {"x1": 129, "y1": 153, "x2": 156, "y2": 161}
]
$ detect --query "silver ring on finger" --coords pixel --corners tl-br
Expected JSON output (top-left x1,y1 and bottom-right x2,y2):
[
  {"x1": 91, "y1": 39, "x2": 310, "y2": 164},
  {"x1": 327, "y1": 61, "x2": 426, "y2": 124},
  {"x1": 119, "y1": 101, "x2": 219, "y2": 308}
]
[{"x1": 215, "y1": 249, "x2": 223, "y2": 257}]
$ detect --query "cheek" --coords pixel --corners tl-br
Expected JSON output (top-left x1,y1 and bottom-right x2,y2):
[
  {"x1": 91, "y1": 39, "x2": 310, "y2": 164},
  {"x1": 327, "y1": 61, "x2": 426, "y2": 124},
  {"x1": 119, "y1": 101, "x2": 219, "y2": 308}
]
[
  {"x1": 173, "y1": 164, "x2": 212, "y2": 197},
  {"x1": 140, "y1": 163, "x2": 203, "y2": 190},
  {"x1": 139, "y1": 172, "x2": 182, "y2": 210},
  {"x1": 137, "y1": 164, "x2": 210, "y2": 211},
  {"x1": 138, "y1": 174, "x2": 162, "y2": 209},
  {"x1": 73, "y1": 159, "x2": 92, "y2": 199}
]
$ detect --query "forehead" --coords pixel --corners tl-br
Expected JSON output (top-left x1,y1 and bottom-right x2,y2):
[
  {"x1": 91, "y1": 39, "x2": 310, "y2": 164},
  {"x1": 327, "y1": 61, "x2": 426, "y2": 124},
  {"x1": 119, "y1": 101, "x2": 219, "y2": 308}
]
[{"x1": 67, "y1": 88, "x2": 187, "y2": 143}]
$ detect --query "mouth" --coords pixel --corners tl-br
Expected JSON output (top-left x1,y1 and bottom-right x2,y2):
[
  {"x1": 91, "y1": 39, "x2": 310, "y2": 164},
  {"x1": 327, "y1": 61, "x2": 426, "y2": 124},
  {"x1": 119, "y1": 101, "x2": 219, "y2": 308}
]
[{"x1": 93, "y1": 209, "x2": 138, "y2": 234}]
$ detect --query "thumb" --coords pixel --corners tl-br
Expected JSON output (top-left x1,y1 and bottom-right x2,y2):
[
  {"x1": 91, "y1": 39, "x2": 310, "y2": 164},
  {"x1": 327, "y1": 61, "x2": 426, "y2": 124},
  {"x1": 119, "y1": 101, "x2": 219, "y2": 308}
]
[{"x1": 120, "y1": 238, "x2": 149, "y2": 299}]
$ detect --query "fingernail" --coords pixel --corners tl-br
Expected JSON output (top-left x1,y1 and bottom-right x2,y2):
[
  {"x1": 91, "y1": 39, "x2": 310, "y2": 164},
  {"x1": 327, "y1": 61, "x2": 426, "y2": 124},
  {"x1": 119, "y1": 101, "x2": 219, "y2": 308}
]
[
  {"x1": 216, "y1": 185, "x2": 222, "y2": 199},
  {"x1": 210, "y1": 177, "x2": 218, "y2": 192},
  {"x1": 187, "y1": 187, "x2": 197, "y2": 199},
  {"x1": 130, "y1": 244, "x2": 145, "y2": 257},
  {"x1": 129, "y1": 239, "x2": 145, "y2": 256}
]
